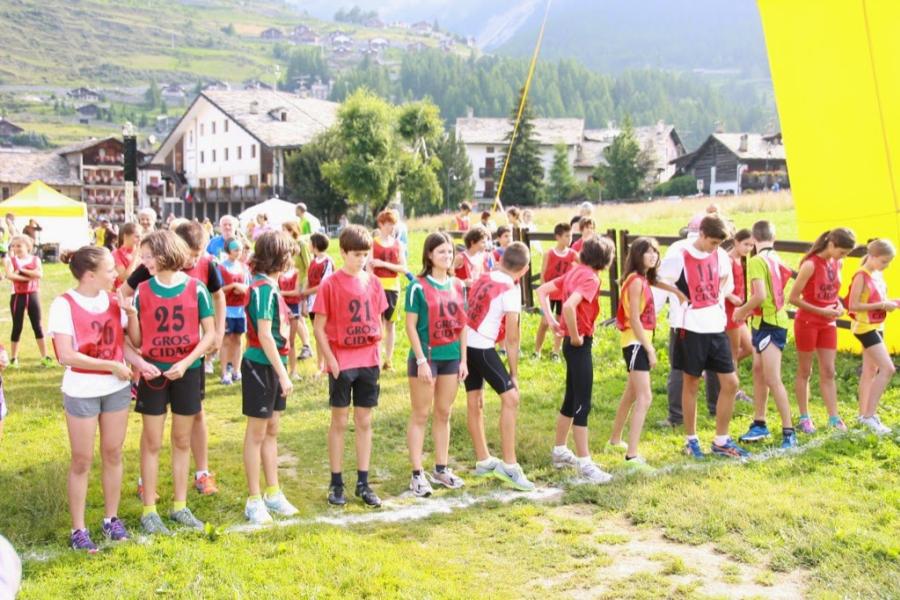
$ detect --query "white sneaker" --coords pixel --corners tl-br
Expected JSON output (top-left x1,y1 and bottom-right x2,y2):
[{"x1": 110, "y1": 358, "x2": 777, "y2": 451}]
[
  {"x1": 409, "y1": 473, "x2": 433, "y2": 497},
  {"x1": 245, "y1": 498, "x2": 274, "y2": 524},
  {"x1": 264, "y1": 491, "x2": 299, "y2": 516},
  {"x1": 576, "y1": 459, "x2": 613, "y2": 485},
  {"x1": 493, "y1": 462, "x2": 536, "y2": 491},
  {"x1": 204, "y1": 360, "x2": 215, "y2": 374},
  {"x1": 860, "y1": 415, "x2": 892, "y2": 435},
  {"x1": 550, "y1": 446, "x2": 578, "y2": 469},
  {"x1": 427, "y1": 468, "x2": 465, "y2": 489},
  {"x1": 474, "y1": 456, "x2": 502, "y2": 477}
]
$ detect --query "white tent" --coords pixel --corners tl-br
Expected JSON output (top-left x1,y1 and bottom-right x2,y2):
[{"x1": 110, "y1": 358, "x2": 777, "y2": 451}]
[
  {"x1": 0, "y1": 181, "x2": 91, "y2": 251},
  {"x1": 237, "y1": 198, "x2": 299, "y2": 232}
]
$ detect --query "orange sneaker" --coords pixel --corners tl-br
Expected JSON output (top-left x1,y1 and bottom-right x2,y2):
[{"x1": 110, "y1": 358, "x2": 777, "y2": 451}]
[{"x1": 194, "y1": 472, "x2": 219, "y2": 495}]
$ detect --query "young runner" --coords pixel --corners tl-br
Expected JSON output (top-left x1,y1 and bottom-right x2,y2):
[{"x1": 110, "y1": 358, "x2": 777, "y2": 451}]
[
  {"x1": 491, "y1": 226, "x2": 512, "y2": 265},
  {"x1": 219, "y1": 239, "x2": 250, "y2": 385},
  {"x1": 242, "y1": 231, "x2": 299, "y2": 524},
  {"x1": 789, "y1": 228, "x2": 856, "y2": 432},
  {"x1": 303, "y1": 232, "x2": 334, "y2": 373},
  {"x1": 659, "y1": 215, "x2": 746, "y2": 458},
  {"x1": 0, "y1": 344, "x2": 6, "y2": 442},
  {"x1": 608, "y1": 237, "x2": 686, "y2": 469},
  {"x1": 452, "y1": 226, "x2": 490, "y2": 288},
  {"x1": 127, "y1": 231, "x2": 216, "y2": 535},
  {"x1": 570, "y1": 217, "x2": 596, "y2": 254},
  {"x1": 281, "y1": 221, "x2": 313, "y2": 362},
  {"x1": 50, "y1": 247, "x2": 154, "y2": 552},
  {"x1": 455, "y1": 201, "x2": 472, "y2": 232},
  {"x1": 112, "y1": 223, "x2": 140, "y2": 290},
  {"x1": 278, "y1": 261, "x2": 303, "y2": 381},
  {"x1": 313, "y1": 225, "x2": 387, "y2": 508},
  {"x1": 464, "y1": 242, "x2": 534, "y2": 491},
  {"x1": 534, "y1": 223, "x2": 576, "y2": 360},
  {"x1": 537, "y1": 237, "x2": 616, "y2": 483},
  {"x1": 733, "y1": 221, "x2": 797, "y2": 449},
  {"x1": 847, "y1": 238, "x2": 896, "y2": 435},
  {"x1": 406, "y1": 232, "x2": 468, "y2": 497},
  {"x1": 5, "y1": 235, "x2": 52, "y2": 367},
  {"x1": 370, "y1": 209, "x2": 407, "y2": 372},
  {"x1": 724, "y1": 229, "x2": 755, "y2": 403}
]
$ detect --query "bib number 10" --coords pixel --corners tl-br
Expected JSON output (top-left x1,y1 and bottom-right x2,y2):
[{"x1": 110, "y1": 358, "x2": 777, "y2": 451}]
[{"x1": 155, "y1": 305, "x2": 185, "y2": 332}]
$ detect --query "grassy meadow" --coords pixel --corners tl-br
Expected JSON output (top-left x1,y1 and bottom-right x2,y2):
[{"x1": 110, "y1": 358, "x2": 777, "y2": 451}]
[{"x1": 0, "y1": 194, "x2": 898, "y2": 599}]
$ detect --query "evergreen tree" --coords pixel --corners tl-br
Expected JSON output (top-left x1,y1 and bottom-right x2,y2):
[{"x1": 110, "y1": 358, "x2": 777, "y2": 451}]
[
  {"x1": 547, "y1": 143, "x2": 576, "y2": 204},
  {"x1": 593, "y1": 117, "x2": 651, "y2": 200},
  {"x1": 144, "y1": 80, "x2": 161, "y2": 110},
  {"x1": 498, "y1": 88, "x2": 544, "y2": 207},
  {"x1": 435, "y1": 129, "x2": 474, "y2": 212}
]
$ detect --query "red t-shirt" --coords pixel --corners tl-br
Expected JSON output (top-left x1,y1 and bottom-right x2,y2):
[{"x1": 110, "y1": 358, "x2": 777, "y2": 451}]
[
  {"x1": 543, "y1": 247, "x2": 577, "y2": 301},
  {"x1": 558, "y1": 264, "x2": 601, "y2": 338},
  {"x1": 112, "y1": 246, "x2": 133, "y2": 290},
  {"x1": 313, "y1": 269, "x2": 387, "y2": 372}
]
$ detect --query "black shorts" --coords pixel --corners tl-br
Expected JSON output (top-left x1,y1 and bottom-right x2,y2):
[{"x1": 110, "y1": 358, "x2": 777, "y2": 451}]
[
  {"x1": 550, "y1": 299, "x2": 563, "y2": 317},
  {"x1": 671, "y1": 329, "x2": 734, "y2": 377},
  {"x1": 383, "y1": 290, "x2": 399, "y2": 321},
  {"x1": 854, "y1": 329, "x2": 884, "y2": 349},
  {"x1": 464, "y1": 347, "x2": 515, "y2": 394},
  {"x1": 241, "y1": 358, "x2": 287, "y2": 418},
  {"x1": 135, "y1": 367, "x2": 203, "y2": 417},
  {"x1": 752, "y1": 324, "x2": 787, "y2": 353},
  {"x1": 329, "y1": 367, "x2": 380, "y2": 408},
  {"x1": 286, "y1": 303, "x2": 301, "y2": 319},
  {"x1": 406, "y1": 355, "x2": 461, "y2": 378},
  {"x1": 622, "y1": 345, "x2": 651, "y2": 372}
]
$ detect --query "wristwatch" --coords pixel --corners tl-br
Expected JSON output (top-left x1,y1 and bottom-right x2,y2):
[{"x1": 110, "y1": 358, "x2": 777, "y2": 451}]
[{"x1": 416, "y1": 357, "x2": 428, "y2": 366}]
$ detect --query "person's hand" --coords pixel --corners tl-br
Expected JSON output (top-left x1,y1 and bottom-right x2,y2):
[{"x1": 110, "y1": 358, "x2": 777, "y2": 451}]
[
  {"x1": 674, "y1": 291, "x2": 689, "y2": 305},
  {"x1": 510, "y1": 376, "x2": 519, "y2": 389},
  {"x1": 110, "y1": 362, "x2": 132, "y2": 381},
  {"x1": 646, "y1": 346, "x2": 658, "y2": 369},
  {"x1": 139, "y1": 361, "x2": 162, "y2": 380},
  {"x1": 549, "y1": 318, "x2": 563, "y2": 336},
  {"x1": 570, "y1": 334, "x2": 583, "y2": 347},
  {"x1": 163, "y1": 361, "x2": 188, "y2": 381},
  {"x1": 278, "y1": 373, "x2": 293, "y2": 397},
  {"x1": 118, "y1": 288, "x2": 136, "y2": 315},
  {"x1": 457, "y1": 361, "x2": 468, "y2": 382},
  {"x1": 884, "y1": 301, "x2": 897, "y2": 313},
  {"x1": 327, "y1": 356, "x2": 340, "y2": 380},
  {"x1": 417, "y1": 360, "x2": 433, "y2": 383},
  {"x1": 732, "y1": 307, "x2": 747, "y2": 323},
  {"x1": 822, "y1": 305, "x2": 843, "y2": 320},
  {"x1": 211, "y1": 334, "x2": 224, "y2": 353}
]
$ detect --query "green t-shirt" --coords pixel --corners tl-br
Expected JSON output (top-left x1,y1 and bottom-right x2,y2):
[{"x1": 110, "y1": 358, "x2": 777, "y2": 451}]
[
  {"x1": 135, "y1": 275, "x2": 214, "y2": 370},
  {"x1": 747, "y1": 250, "x2": 790, "y2": 329},
  {"x1": 244, "y1": 275, "x2": 289, "y2": 366},
  {"x1": 405, "y1": 276, "x2": 462, "y2": 362}
]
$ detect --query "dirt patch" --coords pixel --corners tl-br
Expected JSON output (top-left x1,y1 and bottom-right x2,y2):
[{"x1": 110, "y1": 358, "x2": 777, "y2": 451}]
[{"x1": 277, "y1": 451, "x2": 300, "y2": 479}]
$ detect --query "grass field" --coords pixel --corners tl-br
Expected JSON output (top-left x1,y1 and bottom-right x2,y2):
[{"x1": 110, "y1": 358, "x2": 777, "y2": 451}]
[{"x1": 0, "y1": 195, "x2": 898, "y2": 599}]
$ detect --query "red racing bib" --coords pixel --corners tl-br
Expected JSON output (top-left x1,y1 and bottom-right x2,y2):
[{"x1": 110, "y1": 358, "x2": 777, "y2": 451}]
[
  {"x1": 278, "y1": 269, "x2": 300, "y2": 307},
  {"x1": 420, "y1": 276, "x2": 466, "y2": 347},
  {"x1": 138, "y1": 278, "x2": 201, "y2": 363},
  {"x1": 847, "y1": 270, "x2": 886, "y2": 324},
  {"x1": 219, "y1": 262, "x2": 248, "y2": 307},
  {"x1": 10, "y1": 255, "x2": 39, "y2": 294},
  {"x1": 466, "y1": 273, "x2": 513, "y2": 342},
  {"x1": 55, "y1": 292, "x2": 125, "y2": 374},
  {"x1": 183, "y1": 254, "x2": 213, "y2": 287},
  {"x1": 683, "y1": 250, "x2": 720, "y2": 309},
  {"x1": 753, "y1": 251, "x2": 792, "y2": 315},
  {"x1": 616, "y1": 273, "x2": 656, "y2": 332},
  {"x1": 331, "y1": 274, "x2": 383, "y2": 348},
  {"x1": 246, "y1": 279, "x2": 291, "y2": 356}
]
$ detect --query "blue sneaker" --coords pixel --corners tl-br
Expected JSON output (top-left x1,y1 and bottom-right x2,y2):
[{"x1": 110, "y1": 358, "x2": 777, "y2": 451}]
[
  {"x1": 711, "y1": 438, "x2": 750, "y2": 459},
  {"x1": 781, "y1": 430, "x2": 798, "y2": 450},
  {"x1": 738, "y1": 422, "x2": 771, "y2": 443},
  {"x1": 682, "y1": 438, "x2": 706, "y2": 460}
]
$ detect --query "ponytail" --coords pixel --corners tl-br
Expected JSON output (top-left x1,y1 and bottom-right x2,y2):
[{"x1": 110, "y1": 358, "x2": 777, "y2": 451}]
[
  {"x1": 862, "y1": 238, "x2": 896, "y2": 267},
  {"x1": 804, "y1": 227, "x2": 856, "y2": 261}
]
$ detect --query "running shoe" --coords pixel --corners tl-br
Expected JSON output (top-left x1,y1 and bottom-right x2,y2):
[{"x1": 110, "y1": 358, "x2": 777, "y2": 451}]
[
  {"x1": 194, "y1": 473, "x2": 219, "y2": 495},
  {"x1": 41, "y1": 356, "x2": 55, "y2": 368},
  {"x1": 711, "y1": 438, "x2": 750, "y2": 459},
  {"x1": 136, "y1": 478, "x2": 160, "y2": 503},
  {"x1": 140, "y1": 512, "x2": 172, "y2": 536},
  {"x1": 220, "y1": 374, "x2": 232, "y2": 385},
  {"x1": 245, "y1": 498, "x2": 274, "y2": 525},
  {"x1": 797, "y1": 417, "x2": 816, "y2": 435},
  {"x1": 298, "y1": 345, "x2": 313, "y2": 360},
  {"x1": 781, "y1": 430, "x2": 799, "y2": 449},
  {"x1": 859, "y1": 415, "x2": 892, "y2": 435},
  {"x1": 8, "y1": 358, "x2": 18, "y2": 369},
  {"x1": 428, "y1": 468, "x2": 465, "y2": 489},
  {"x1": 624, "y1": 456, "x2": 655, "y2": 474},
  {"x1": 232, "y1": 371, "x2": 242, "y2": 382},
  {"x1": 550, "y1": 446, "x2": 578, "y2": 469},
  {"x1": 264, "y1": 491, "x2": 299, "y2": 516},
  {"x1": 474, "y1": 456, "x2": 502, "y2": 477},
  {"x1": 327, "y1": 485, "x2": 346, "y2": 506},
  {"x1": 170, "y1": 507, "x2": 204, "y2": 530},
  {"x1": 735, "y1": 389, "x2": 753, "y2": 404},
  {"x1": 204, "y1": 360, "x2": 215, "y2": 374},
  {"x1": 605, "y1": 440, "x2": 629, "y2": 453},
  {"x1": 70, "y1": 529, "x2": 98, "y2": 553},
  {"x1": 828, "y1": 416, "x2": 848, "y2": 432},
  {"x1": 493, "y1": 463, "x2": 536, "y2": 491},
  {"x1": 683, "y1": 438, "x2": 706, "y2": 459},
  {"x1": 576, "y1": 459, "x2": 613, "y2": 484},
  {"x1": 101, "y1": 517, "x2": 129, "y2": 542},
  {"x1": 871, "y1": 415, "x2": 893, "y2": 435},
  {"x1": 355, "y1": 484, "x2": 382, "y2": 508},
  {"x1": 738, "y1": 422, "x2": 771, "y2": 443},
  {"x1": 409, "y1": 473, "x2": 433, "y2": 497},
  {"x1": 291, "y1": 372, "x2": 303, "y2": 381},
  {"x1": 550, "y1": 352, "x2": 561, "y2": 362}
]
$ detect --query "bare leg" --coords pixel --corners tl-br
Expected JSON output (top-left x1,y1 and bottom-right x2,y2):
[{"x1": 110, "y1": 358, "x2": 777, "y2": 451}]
[
  {"x1": 171, "y1": 414, "x2": 195, "y2": 503},
  {"x1": 498, "y1": 388, "x2": 519, "y2": 464},
  {"x1": 815, "y1": 348, "x2": 840, "y2": 418},
  {"x1": 261, "y1": 412, "x2": 281, "y2": 489},
  {"x1": 760, "y1": 346, "x2": 792, "y2": 428},
  {"x1": 572, "y1": 425, "x2": 590, "y2": 458},
  {"x1": 190, "y1": 408, "x2": 209, "y2": 473},
  {"x1": 243, "y1": 416, "x2": 268, "y2": 496},
  {"x1": 328, "y1": 407, "x2": 349, "y2": 473},
  {"x1": 407, "y1": 377, "x2": 434, "y2": 471},
  {"x1": 794, "y1": 350, "x2": 815, "y2": 416},
  {"x1": 681, "y1": 374, "x2": 701, "y2": 436},
  {"x1": 714, "y1": 372, "x2": 739, "y2": 436},
  {"x1": 610, "y1": 377, "x2": 636, "y2": 445},
  {"x1": 862, "y1": 344, "x2": 896, "y2": 417},
  {"x1": 466, "y1": 390, "x2": 490, "y2": 461},
  {"x1": 66, "y1": 413, "x2": 99, "y2": 530},
  {"x1": 354, "y1": 407, "x2": 374, "y2": 471},
  {"x1": 98, "y1": 408, "x2": 129, "y2": 519},
  {"x1": 140, "y1": 414, "x2": 167, "y2": 507},
  {"x1": 432, "y1": 374, "x2": 458, "y2": 466},
  {"x1": 626, "y1": 371, "x2": 652, "y2": 457}
]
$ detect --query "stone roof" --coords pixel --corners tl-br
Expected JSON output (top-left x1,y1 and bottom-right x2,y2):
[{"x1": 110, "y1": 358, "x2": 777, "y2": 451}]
[
  {"x1": 455, "y1": 117, "x2": 585, "y2": 146},
  {"x1": 55, "y1": 136, "x2": 120, "y2": 156},
  {"x1": 712, "y1": 133, "x2": 786, "y2": 160},
  {"x1": 576, "y1": 123, "x2": 683, "y2": 169},
  {"x1": 0, "y1": 150, "x2": 80, "y2": 186},
  {"x1": 201, "y1": 90, "x2": 339, "y2": 149}
]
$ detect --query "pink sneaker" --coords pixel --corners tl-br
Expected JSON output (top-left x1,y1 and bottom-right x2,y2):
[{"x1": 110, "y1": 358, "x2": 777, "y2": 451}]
[{"x1": 798, "y1": 417, "x2": 816, "y2": 434}]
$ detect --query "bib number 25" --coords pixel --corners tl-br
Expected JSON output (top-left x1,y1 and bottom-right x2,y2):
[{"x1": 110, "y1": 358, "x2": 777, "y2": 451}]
[{"x1": 154, "y1": 305, "x2": 185, "y2": 332}]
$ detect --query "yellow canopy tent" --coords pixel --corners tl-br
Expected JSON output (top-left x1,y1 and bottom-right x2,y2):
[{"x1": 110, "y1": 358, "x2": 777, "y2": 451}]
[{"x1": 0, "y1": 181, "x2": 91, "y2": 250}]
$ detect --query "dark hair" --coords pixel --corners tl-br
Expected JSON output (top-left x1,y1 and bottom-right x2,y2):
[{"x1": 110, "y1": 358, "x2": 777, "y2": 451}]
[
  {"x1": 579, "y1": 217, "x2": 595, "y2": 231},
  {"x1": 553, "y1": 222, "x2": 572, "y2": 237},
  {"x1": 140, "y1": 230, "x2": 188, "y2": 272},
  {"x1": 310, "y1": 232, "x2": 329, "y2": 252},
  {"x1": 699, "y1": 215, "x2": 729, "y2": 241},
  {"x1": 579, "y1": 236, "x2": 615, "y2": 270},
  {"x1": 249, "y1": 231, "x2": 294, "y2": 275},
  {"x1": 419, "y1": 232, "x2": 453, "y2": 277},
  {"x1": 500, "y1": 241, "x2": 530, "y2": 271},
  {"x1": 460, "y1": 201, "x2": 471, "y2": 212},
  {"x1": 117, "y1": 222, "x2": 137, "y2": 247},
  {"x1": 506, "y1": 206, "x2": 520, "y2": 220},
  {"x1": 463, "y1": 226, "x2": 488, "y2": 248},
  {"x1": 805, "y1": 227, "x2": 856, "y2": 260},
  {"x1": 480, "y1": 211, "x2": 491, "y2": 220},
  {"x1": 751, "y1": 220, "x2": 775, "y2": 243},
  {"x1": 174, "y1": 221, "x2": 206, "y2": 251},
  {"x1": 570, "y1": 215, "x2": 582, "y2": 227},
  {"x1": 734, "y1": 228, "x2": 752, "y2": 242},
  {"x1": 495, "y1": 225, "x2": 510, "y2": 239},
  {"x1": 622, "y1": 237, "x2": 661, "y2": 284},
  {"x1": 62, "y1": 246, "x2": 110, "y2": 280},
  {"x1": 282, "y1": 221, "x2": 301, "y2": 241},
  {"x1": 339, "y1": 224, "x2": 372, "y2": 252}
]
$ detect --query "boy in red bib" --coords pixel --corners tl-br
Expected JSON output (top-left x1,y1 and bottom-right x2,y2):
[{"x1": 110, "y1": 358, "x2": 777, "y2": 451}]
[
  {"x1": 453, "y1": 226, "x2": 490, "y2": 288},
  {"x1": 464, "y1": 242, "x2": 533, "y2": 491},
  {"x1": 534, "y1": 222, "x2": 576, "y2": 359},
  {"x1": 369, "y1": 209, "x2": 407, "y2": 372},
  {"x1": 313, "y1": 225, "x2": 387, "y2": 508},
  {"x1": 570, "y1": 217, "x2": 596, "y2": 254},
  {"x1": 303, "y1": 232, "x2": 334, "y2": 373},
  {"x1": 220, "y1": 239, "x2": 250, "y2": 384}
]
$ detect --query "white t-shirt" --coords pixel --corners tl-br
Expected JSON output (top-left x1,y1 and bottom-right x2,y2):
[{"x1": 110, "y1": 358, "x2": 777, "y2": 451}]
[
  {"x1": 48, "y1": 289, "x2": 130, "y2": 398},
  {"x1": 466, "y1": 271, "x2": 522, "y2": 349},
  {"x1": 658, "y1": 242, "x2": 733, "y2": 334}
]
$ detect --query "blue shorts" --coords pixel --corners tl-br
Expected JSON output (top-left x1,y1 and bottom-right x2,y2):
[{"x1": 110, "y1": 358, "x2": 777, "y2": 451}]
[
  {"x1": 286, "y1": 303, "x2": 301, "y2": 319},
  {"x1": 226, "y1": 316, "x2": 247, "y2": 335},
  {"x1": 752, "y1": 324, "x2": 787, "y2": 353}
]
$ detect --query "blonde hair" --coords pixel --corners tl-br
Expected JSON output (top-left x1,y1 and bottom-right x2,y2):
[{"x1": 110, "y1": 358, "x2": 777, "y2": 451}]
[
  {"x1": 8, "y1": 234, "x2": 33, "y2": 252},
  {"x1": 140, "y1": 230, "x2": 189, "y2": 272},
  {"x1": 865, "y1": 238, "x2": 896, "y2": 262}
]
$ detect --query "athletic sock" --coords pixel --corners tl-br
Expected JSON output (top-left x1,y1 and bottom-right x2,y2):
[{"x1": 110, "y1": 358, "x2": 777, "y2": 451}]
[
  {"x1": 356, "y1": 470, "x2": 368, "y2": 487},
  {"x1": 195, "y1": 470, "x2": 209, "y2": 480},
  {"x1": 412, "y1": 470, "x2": 422, "y2": 477},
  {"x1": 782, "y1": 427, "x2": 795, "y2": 437},
  {"x1": 575, "y1": 456, "x2": 591, "y2": 467},
  {"x1": 685, "y1": 435, "x2": 699, "y2": 442},
  {"x1": 713, "y1": 435, "x2": 730, "y2": 446},
  {"x1": 553, "y1": 445, "x2": 569, "y2": 453},
  {"x1": 265, "y1": 485, "x2": 280, "y2": 498},
  {"x1": 828, "y1": 415, "x2": 842, "y2": 425},
  {"x1": 799, "y1": 414, "x2": 811, "y2": 421},
  {"x1": 752, "y1": 420, "x2": 767, "y2": 428},
  {"x1": 103, "y1": 517, "x2": 113, "y2": 525},
  {"x1": 172, "y1": 501, "x2": 186, "y2": 513},
  {"x1": 330, "y1": 472, "x2": 343, "y2": 487},
  {"x1": 476, "y1": 457, "x2": 496, "y2": 469},
  {"x1": 503, "y1": 462, "x2": 519, "y2": 470},
  {"x1": 142, "y1": 505, "x2": 157, "y2": 517},
  {"x1": 247, "y1": 494, "x2": 262, "y2": 503},
  {"x1": 435, "y1": 464, "x2": 447, "y2": 474}
]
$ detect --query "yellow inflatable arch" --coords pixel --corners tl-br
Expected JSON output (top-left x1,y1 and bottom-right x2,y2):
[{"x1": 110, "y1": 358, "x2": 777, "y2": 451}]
[{"x1": 758, "y1": 0, "x2": 900, "y2": 352}]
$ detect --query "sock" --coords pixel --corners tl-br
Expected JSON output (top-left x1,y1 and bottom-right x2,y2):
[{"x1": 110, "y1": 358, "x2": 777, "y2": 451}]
[
  {"x1": 685, "y1": 435, "x2": 699, "y2": 442},
  {"x1": 412, "y1": 469, "x2": 422, "y2": 477},
  {"x1": 782, "y1": 427, "x2": 795, "y2": 437},
  {"x1": 172, "y1": 501, "x2": 186, "y2": 513},
  {"x1": 103, "y1": 517, "x2": 113, "y2": 525},
  {"x1": 553, "y1": 445, "x2": 569, "y2": 453},
  {"x1": 265, "y1": 485, "x2": 279, "y2": 498},
  {"x1": 330, "y1": 472, "x2": 343, "y2": 487},
  {"x1": 435, "y1": 464, "x2": 447, "y2": 474},
  {"x1": 714, "y1": 435, "x2": 730, "y2": 446},
  {"x1": 752, "y1": 420, "x2": 767, "y2": 428},
  {"x1": 828, "y1": 415, "x2": 842, "y2": 425},
  {"x1": 247, "y1": 494, "x2": 261, "y2": 503},
  {"x1": 476, "y1": 456, "x2": 496, "y2": 468},
  {"x1": 142, "y1": 505, "x2": 157, "y2": 517},
  {"x1": 799, "y1": 414, "x2": 810, "y2": 421},
  {"x1": 575, "y1": 456, "x2": 591, "y2": 466},
  {"x1": 356, "y1": 470, "x2": 368, "y2": 487},
  {"x1": 503, "y1": 462, "x2": 519, "y2": 470},
  {"x1": 195, "y1": 470, "x2": 209, "y2": 480}
]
